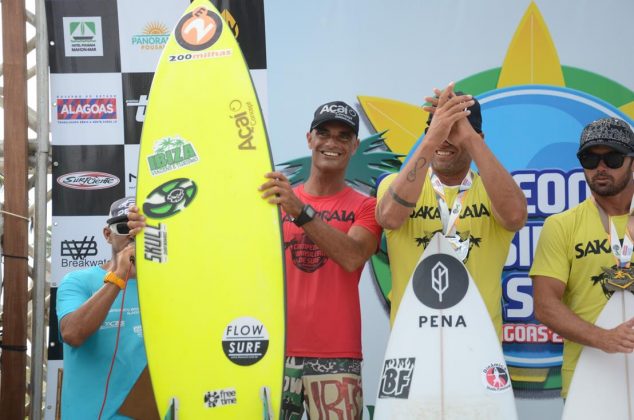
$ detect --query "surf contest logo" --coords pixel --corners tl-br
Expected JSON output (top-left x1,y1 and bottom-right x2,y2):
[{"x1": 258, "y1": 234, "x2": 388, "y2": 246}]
[
  {"x1": 143, "y1": 178, "x2": 197, "y2": 219},
  {"x1": 378, "y1": 358, "x2": 415, "y2": 399},
  {"x1": 222, "y1": 317, "x2": 270, "y2": 366},
  {"x1": 482, "y1": 363, "x2": 512, "y2": 393},
  {"x1": 147, "y1": 136, "x2": 199, "y2": 176}
]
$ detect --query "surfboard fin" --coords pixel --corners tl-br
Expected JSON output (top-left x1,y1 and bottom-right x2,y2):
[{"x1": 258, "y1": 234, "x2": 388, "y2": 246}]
[
  {"x1": 260, "y1": 386, "x2": 273, "y2": 420},
  {"x1": 163, "y1": 397, "x2": 178, "y2": 420}
]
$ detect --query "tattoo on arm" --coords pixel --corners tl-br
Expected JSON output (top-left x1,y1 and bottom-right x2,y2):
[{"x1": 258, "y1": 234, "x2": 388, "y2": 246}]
[
  {"x1": 388, "y1": 186, "x2": 417, "y2": 208},
  {"x1": 406, "y1": 157, "x2": 428, "y2": 182}
]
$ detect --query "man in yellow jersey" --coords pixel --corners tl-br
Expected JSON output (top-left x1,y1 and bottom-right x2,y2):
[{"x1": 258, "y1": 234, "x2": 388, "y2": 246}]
[
  {"x1": 375, "y1": 82, "x2": 527, "y2": 338},
  {"x1": 531, "y1": 117, "x2": 634, "y2": 398}
]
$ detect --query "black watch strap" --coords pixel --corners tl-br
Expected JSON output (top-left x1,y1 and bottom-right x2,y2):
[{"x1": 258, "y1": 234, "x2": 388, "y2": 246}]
[{"x1": 293, "y1": 204, "x2": 316, "y2": 227}]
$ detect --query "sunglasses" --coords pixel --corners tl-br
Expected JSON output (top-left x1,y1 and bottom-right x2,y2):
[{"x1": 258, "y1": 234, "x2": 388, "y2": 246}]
[
  {"x1": 578, "y1": 151, "x2": 632, "y2": 170},
  {"x1": 109, "y1": 222, "x2": 131, "y2": 235}
]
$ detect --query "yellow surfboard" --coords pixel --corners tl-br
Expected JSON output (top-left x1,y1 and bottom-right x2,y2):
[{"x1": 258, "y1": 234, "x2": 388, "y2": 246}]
[{"x1": 135, "y1": 1, "x2": 285, "y2": 418}]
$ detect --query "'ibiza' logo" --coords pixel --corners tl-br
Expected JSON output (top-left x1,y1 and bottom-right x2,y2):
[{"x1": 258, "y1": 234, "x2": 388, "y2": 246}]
[{"x1": 146, "y1": 137, "x2": 199, "y2": 176}]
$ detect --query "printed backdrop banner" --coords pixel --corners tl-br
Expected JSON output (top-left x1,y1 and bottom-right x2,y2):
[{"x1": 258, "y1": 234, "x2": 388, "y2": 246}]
[{"x1": 45, "y1": 0, "x2": 634, "y2": 419}]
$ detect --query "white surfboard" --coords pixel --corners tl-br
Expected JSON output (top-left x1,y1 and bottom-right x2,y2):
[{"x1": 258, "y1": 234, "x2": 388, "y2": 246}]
[
  {"x1": 562, "y1": 290, "x2": 634, "y2": 420},
  {"x1": 374, "y1": 233, "x2": 517, "y2": 419}
]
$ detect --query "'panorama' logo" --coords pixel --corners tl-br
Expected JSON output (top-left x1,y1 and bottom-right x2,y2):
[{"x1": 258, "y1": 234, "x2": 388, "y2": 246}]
[{"x1": 56, "y1": 171, "x2": 120, "y2": 190}]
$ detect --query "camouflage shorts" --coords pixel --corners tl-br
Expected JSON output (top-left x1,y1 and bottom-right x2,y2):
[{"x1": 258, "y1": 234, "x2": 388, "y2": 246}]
[{"x1": 280, "y1": 356, "x2": 363, "y2": 420}]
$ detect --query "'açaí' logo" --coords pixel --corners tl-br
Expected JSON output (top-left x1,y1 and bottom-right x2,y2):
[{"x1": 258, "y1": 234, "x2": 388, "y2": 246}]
[
  {"x1": 143, "y1": 178, "x2": 197, "y2": 219},
  {"x1": 147, "y1": 137, "x2": 199, "y2": 176},
  {"x1": 175, "y1": 6, "x2": 223, "y2": 51}
]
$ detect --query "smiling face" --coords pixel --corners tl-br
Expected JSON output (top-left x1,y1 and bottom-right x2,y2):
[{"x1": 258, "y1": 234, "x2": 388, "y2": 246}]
[
  {"x1": 431, "y1": 128, "x2": 478, "y2": 181},
  {"x1": 583, "y1": 145, "x2": 634, "y2": 197},
  {"x1": 307, "y1": 120, "x2": 359, "y2": 175}
]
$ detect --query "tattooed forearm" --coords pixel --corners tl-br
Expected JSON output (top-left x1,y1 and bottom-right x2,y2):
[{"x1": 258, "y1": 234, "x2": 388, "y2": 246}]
[
  {"x1": 388, "y1": 186, "x2": 417, "y2": 208},
  {"x1": 406, "y1": 157, "x2": 428, "y2": 182}
]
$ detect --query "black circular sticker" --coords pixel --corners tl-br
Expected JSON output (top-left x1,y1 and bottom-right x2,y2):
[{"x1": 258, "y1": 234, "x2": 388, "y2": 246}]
[
  {"x1": 412, "y1": 254, "x2": 469, "y2": 309},
  {"x1": 143, "y1": 178, "x2": 197, "y2": 219},
  {"x1": 174, "y1": 6, "x2": 223, "y2": 51},
  {"x1": 222, "y1": 317, "x2": 269, "y2": 366}
]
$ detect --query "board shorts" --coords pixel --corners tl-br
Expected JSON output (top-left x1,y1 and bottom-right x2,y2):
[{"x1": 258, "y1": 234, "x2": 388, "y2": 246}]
[{"x1": 281, "y1": 356, "x2": 363, "y2": 420}]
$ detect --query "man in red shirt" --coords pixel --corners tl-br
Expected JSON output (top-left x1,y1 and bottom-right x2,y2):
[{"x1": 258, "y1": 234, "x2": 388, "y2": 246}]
[{"x1": 260, "y1": 101, "x2": 382, "y2": 419}]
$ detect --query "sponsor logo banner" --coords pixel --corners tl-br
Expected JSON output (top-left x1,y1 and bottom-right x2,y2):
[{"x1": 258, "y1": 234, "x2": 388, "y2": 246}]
[
  {"x1": 63, "y1": 16, "x2": 103, "y2": 57},
  {"x1": 52, "y1": 145, "x2": 125, "y2": 216},
  {"x1": 57, "y1": 171, "x2": 120, "y2": 190},
  {"x1": 122, "y1": 73, "x2": 154, "y2": 144},
  {"x1": 56, "y1": 96, "x2": 116, "y2": 123}
]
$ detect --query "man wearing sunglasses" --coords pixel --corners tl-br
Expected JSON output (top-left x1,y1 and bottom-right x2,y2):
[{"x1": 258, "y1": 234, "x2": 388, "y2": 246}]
[
  {"x1": 531, "y1": 117, "x2": 634, "y2": 399},
  {"x1": 56, "y1": 197, "x2": 148, "y2": 419}
]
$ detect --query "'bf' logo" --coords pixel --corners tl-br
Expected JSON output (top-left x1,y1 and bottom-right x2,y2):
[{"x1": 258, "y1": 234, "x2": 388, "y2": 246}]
[{"x1": 378, "y1": 358, "x2": 415, "y2": 399}]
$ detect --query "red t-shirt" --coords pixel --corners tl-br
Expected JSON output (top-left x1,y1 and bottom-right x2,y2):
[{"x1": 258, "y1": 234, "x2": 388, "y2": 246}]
[{"x1": 283, "y1": 185, "x2": 382, "y2": 359}]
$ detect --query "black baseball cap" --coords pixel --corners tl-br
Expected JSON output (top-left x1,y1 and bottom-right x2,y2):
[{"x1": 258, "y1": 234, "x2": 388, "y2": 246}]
[
  {"x1": 309, "y1": 101, "x2": 360, "y2": 135},
  {"x1": 577, "y1": 117, "x2": 634, "y2": 156}
]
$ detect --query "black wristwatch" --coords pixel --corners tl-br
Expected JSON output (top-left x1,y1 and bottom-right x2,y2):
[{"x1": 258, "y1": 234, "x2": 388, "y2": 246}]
[{"x1": 292, "y1": 204, "x2": 317, "y2": 227}]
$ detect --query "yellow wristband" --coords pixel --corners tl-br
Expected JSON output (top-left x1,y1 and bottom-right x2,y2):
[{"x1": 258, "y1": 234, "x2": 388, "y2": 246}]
[{"x1": 104, "y1": 271, "x2": 126, "y2": 289}]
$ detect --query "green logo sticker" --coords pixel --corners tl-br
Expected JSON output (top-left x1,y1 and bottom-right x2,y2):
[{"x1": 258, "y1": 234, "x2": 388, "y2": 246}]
[
  {"x1": 147, "y1": 136, "x2": 199, "y2": 176},
  {"x1": 143, "y1": 178, "x2": 197, "y2": 219}
]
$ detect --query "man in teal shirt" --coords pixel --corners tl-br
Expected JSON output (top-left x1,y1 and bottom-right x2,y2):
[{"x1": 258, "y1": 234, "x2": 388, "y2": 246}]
[{"x1": 57, "y1": 197, "x2": 145, "y2": 419}]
